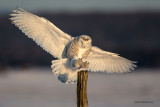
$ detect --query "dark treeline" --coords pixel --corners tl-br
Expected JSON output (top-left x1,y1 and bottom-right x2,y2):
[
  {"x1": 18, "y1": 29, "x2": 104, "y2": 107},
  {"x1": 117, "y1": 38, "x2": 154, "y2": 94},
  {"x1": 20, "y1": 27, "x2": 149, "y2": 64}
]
[{"x1": 0, "y1": 12, "x2": 160, "y2": 69}]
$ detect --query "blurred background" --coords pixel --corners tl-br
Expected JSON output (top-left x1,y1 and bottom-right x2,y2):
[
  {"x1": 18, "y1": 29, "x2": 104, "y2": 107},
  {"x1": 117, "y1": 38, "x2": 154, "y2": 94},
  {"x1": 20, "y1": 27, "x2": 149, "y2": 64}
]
[{"x1": 0, "y1": 0, "x2": 160, "y2": 107}]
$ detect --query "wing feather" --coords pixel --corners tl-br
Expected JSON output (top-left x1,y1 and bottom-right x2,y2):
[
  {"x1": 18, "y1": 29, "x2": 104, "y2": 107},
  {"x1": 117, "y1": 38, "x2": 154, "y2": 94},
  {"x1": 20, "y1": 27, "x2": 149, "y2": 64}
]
[
  {"x1": 86, "y1": 46, "x2": 137, "y2": 73},
  {"x1": 10, "y1": 8, "x2": 72, "y2": 59}
]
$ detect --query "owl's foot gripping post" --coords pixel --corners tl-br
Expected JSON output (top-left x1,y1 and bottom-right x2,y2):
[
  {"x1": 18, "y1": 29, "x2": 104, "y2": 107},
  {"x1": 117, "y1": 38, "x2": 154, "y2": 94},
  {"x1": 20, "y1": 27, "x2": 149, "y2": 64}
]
[
  {"x1": 81, "y1": 61, "x2": 89, "y2": 68},
  {"x1": 74, "y1": 58, "x2": 83, "y2": 68},
  {"x1": 73, "y1": 58, "x2": 89, "y2": 69}
]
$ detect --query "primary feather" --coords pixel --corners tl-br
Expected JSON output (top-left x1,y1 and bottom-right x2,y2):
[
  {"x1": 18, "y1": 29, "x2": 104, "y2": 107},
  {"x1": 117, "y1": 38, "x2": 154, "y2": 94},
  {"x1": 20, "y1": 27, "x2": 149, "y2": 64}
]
[
  {"x1": 86, "y1": 46, "x2": 137, "y2": 73},
  {"x1": 10, "y1": 8, "x2": 72, "y2": 59}
]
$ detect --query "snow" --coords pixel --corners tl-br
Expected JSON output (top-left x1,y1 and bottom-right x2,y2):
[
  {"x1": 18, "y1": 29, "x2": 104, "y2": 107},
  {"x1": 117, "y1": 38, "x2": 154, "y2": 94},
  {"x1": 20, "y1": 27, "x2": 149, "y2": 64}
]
[{"x1": 0, "y1": 68, "x2": 159, "y2": 107}]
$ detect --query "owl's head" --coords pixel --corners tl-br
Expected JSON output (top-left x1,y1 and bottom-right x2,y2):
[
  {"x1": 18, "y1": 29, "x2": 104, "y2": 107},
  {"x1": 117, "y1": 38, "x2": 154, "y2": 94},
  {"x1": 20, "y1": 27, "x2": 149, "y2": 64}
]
[{"x1": 77, "y1": 35, "x2": 92, "y2": 48}]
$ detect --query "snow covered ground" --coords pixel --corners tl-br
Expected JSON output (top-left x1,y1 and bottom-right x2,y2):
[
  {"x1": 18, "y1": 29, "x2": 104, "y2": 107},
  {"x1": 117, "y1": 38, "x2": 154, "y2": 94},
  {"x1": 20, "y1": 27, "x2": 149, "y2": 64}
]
[{"x1": 0, "y1": 68, "x2": 160, "y2": 107}]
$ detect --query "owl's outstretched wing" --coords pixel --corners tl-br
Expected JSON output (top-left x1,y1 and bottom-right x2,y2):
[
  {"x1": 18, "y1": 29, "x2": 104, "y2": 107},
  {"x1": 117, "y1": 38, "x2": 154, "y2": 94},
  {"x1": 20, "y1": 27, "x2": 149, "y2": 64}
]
[
  {"x1": 86, "y1": 46, "x2": 137, "y2": 73},
  {"x1": 10, "y1": 8, "x2": 72, "y2": 59}
]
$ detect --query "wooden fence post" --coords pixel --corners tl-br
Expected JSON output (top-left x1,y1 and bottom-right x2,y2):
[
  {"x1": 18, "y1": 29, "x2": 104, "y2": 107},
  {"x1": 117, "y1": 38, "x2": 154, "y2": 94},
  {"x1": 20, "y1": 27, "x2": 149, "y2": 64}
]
[{"x1": 77, "y1": 71, "x2": 88, "y2": 107}]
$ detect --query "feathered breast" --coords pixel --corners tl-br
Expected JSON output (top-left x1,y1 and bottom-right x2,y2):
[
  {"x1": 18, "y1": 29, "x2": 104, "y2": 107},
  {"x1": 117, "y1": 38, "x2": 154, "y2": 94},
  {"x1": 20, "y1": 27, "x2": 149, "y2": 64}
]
[
  {"x1": 67, "y1": 38, "x2": 91, "y2": 59},
  {"x1": 67, "y1": 38, "x2": 79, "y2": 58}
]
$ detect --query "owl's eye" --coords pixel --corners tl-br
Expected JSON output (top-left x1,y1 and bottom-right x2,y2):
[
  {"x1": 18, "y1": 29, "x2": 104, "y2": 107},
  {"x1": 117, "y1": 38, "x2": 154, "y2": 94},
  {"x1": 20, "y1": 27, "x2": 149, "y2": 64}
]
[{"x1": 84, "y1": 38, "x2": 89, "y2": 41}]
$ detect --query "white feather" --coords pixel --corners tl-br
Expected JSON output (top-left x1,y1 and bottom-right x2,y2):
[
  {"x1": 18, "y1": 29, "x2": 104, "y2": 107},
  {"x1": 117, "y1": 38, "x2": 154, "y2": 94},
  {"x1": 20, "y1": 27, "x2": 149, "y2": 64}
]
[
  {"x1": 51, "y1": 59, "x2": 79, "y2": 83},
  {"x1": 10, "y1": 8, "x2": 72, "y2": 59},
  {"x1": 86, "y1": 46, "x2": 137, "y2": 73},
  {"x1": 78, "y1": 48, "x2": 88, "y2": 58}
]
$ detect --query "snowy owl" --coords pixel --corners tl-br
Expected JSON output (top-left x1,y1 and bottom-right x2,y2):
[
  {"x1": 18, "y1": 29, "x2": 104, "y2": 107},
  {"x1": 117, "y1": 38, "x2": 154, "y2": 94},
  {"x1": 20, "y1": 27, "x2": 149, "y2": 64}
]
[{"x1": 10, "y1": 8, "x2": 137, "y2": 83}]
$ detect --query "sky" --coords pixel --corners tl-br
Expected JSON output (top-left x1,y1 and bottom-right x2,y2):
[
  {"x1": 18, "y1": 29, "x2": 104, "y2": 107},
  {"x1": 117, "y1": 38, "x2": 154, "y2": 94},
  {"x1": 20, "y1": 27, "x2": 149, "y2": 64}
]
[{"x1": 1, "y1": 0, "x2": 160, "y2": 15}]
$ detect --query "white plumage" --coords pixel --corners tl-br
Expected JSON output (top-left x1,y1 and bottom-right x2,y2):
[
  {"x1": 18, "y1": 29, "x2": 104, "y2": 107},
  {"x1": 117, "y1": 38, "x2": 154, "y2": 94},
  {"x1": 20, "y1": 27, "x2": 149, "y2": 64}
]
[
  {"x1": 10, "y1": 8, "x2": 137, "y2": 84},
  {"x1": 78, "y1": 48, "x2": 88, "y2": 58}
]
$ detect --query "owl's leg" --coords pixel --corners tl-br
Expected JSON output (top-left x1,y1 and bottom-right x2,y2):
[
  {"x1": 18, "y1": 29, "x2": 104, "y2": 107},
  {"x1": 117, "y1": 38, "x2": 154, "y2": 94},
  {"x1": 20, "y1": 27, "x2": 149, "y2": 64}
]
[
  {"x1": 81, "y1": 61, "x2": 89, "y2": 68},
  {"x1": 71, "y1": 57, "x2": 83, "y2": 69},
  {"x1": 74, "y1": 58, "x2": 83, "y2": 68},
  {"x1": 71, "y1": 57, "x2": 89, "y2": 69}
]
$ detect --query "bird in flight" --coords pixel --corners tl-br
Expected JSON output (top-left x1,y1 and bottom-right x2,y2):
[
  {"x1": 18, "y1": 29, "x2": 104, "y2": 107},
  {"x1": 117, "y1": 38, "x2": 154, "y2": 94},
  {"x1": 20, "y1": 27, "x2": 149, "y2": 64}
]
[{"x1": 10, "y1": 8, "x2": 137, "y2": 83}]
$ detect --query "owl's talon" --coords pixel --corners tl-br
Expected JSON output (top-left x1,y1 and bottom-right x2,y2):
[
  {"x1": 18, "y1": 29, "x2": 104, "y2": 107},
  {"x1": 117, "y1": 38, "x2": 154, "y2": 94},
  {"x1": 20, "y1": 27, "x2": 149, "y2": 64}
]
[
  {"x1": 81, "y1": 61, "x2": 89, "y2": 68},
  {"x1": 74, "y1": 58, "x2": 83, "y2": 68}
]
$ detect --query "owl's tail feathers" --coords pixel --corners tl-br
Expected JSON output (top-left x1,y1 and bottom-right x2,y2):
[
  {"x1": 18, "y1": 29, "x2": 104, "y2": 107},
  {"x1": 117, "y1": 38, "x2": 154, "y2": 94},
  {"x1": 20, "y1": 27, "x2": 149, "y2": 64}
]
[{"x1": 51, "y1": 58, "x2": 79, "y2": 84}]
